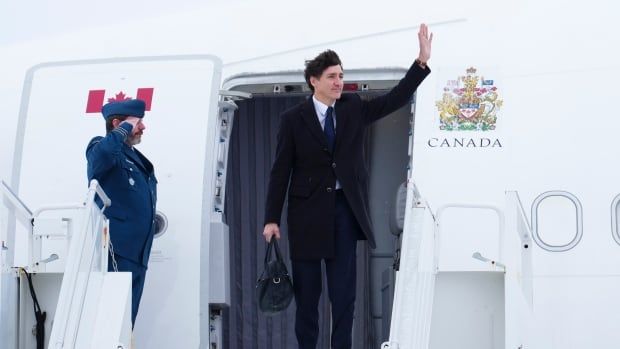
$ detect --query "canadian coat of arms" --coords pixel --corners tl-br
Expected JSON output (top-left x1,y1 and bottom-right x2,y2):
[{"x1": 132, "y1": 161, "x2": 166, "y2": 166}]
[{"x1": 436, "y1": 67, "x2": 503, "y2": 131}]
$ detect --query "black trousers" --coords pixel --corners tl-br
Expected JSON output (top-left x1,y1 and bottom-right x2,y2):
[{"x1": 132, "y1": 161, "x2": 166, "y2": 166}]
[{"x1": 292, "y1": 190, "x2": 362, "y2": 349}]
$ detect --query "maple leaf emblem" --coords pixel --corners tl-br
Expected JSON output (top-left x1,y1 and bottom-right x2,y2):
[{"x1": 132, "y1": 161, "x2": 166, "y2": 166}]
[{"x1": 108, "y1": 91, "x2": 132, "y2": 103}]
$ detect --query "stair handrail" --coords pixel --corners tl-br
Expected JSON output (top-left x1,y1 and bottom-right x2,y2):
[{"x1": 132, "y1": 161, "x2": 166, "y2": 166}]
[
  {"x1": 1, "y1": 180, "x2": 107, "y2": 271},
  {"x1": 505, "y1": 190, "x2": 534, "y2": 308},
  {"x1": 507, "y1": 191, "x2": 534, "y2": 247},
  {"x1": 382, "y1": 179, "x2": 437, "y2": 349},
  {"x1": 49, "y1": 180, "x2": 110, "y2": 349}
]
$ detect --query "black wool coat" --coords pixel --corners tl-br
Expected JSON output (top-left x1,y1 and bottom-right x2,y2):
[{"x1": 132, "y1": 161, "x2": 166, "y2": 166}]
[{"x1": 264, "y1": 62, "x2": 430, "y2": 260}]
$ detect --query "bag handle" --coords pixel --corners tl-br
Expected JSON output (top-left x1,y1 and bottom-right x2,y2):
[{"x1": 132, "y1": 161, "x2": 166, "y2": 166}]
[{"x1": 264, "y1": 236, "x2": 284, "y2": 266}]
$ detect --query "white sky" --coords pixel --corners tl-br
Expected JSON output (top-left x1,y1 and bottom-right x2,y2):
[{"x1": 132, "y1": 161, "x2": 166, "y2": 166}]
[{"x1": 0, "y1": 1, "x2": 225, "y2": 46}]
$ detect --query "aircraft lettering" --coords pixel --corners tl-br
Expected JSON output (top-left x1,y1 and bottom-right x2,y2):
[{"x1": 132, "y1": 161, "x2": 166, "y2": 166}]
[{"x1": 427, "y1": 137, "x2": 503, "y2": 148}]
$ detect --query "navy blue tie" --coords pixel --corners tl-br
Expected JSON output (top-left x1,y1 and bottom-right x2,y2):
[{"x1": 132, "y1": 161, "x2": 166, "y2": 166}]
[{"x1": 324, "y1": 106, "x2": 335, "y2": 152}]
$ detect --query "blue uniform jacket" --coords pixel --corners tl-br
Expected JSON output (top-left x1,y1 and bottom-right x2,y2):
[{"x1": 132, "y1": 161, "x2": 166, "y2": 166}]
[{"x1": 86, "y1": 122, "x2": 157, "y2": 266}]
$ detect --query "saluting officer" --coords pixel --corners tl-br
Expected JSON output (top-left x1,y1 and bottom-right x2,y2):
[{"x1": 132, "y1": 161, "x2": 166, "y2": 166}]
[{"x1": 86, "y1": 98, "x2": 157, "y2": 326}]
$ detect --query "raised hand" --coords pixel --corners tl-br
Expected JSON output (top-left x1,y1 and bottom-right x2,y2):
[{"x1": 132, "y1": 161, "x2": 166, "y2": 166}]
[
  {"x1": 122, "y1": 116, "x2": 146, "y2": 137},
  {"x1": 124, "y1": 116, "x2": 141, "y2": 129},
  {"x1": 418, "y1": 23, "x2": 433, "y2": 64}
]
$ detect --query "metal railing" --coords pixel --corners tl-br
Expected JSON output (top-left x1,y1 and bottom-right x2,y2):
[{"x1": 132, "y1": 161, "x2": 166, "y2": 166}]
[
  {"x1": 507, "y1": 191, "x2": 534, "y2": 249},
  {"x1": 49, "y1": 180, "x2": 110, "y2": 349},
  {"x1": 384, "y1": 190, "x2": 539, "y2": 349},
  {"x1": 506, "y1": 191, "x2": 534, "y2": 307},
  {"x1": 1, "y1": 180, "x2": 98, "y2": 272},
  {"x1": 382, "y1": 180, "x2": 437, "y2": 349}
]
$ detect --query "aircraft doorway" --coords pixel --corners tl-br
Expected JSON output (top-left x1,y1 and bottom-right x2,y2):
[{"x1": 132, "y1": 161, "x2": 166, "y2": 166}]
[{"x1": 222, "y1": 69, "x2": 416, "y2": 348}]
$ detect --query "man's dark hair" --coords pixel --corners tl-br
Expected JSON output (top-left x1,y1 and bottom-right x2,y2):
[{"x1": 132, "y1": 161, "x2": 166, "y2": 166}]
[
  {"x1": 105, "y1": 115, "x2": 128, "y2": 132},
  {"x1": 304, "y1": 50, "x2": 342, "y2": 92}
]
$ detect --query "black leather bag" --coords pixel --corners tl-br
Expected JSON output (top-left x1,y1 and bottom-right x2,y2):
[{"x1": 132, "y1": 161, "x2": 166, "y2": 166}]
[{"x1": 256, "y1": 238, "x2": 294, "y2": 315}]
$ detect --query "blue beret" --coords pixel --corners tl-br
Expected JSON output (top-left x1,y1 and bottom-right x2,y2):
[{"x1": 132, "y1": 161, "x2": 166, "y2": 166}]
[{"x1": 101, "y1": 99, "x2": 146, "y2": 119}]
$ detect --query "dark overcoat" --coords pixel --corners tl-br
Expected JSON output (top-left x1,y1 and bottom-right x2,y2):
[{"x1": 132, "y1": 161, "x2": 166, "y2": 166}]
[{"x1": 264, "y1": 62, "x2": 430, "y2": 259}]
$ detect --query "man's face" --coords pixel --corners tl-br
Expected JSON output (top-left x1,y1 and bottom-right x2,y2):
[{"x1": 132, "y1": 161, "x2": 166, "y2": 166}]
[
  {"x1": 128, "y1": 119, "x2": 145, "y2": 145},
  {"x1": 311, "y1": 64, "x2": 343, "y2": 103}
]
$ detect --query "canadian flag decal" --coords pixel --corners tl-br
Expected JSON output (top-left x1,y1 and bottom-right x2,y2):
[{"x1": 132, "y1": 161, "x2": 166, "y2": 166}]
[{"x1": 85, "y1": 88, "x2": 154, "y2": 113}]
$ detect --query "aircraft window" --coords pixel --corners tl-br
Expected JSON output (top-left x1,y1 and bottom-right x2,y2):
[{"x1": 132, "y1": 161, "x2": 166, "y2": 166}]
[
  {"x1": 531, "y1": 191, "x2": 583, "y2": 252},
  {"x1": 610, "y1": 194, "x2": 620, "y2": 246}
]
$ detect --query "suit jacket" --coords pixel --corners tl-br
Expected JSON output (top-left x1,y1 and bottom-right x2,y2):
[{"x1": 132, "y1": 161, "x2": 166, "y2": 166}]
[
  {"x1": 265, "y1": 62, "x2": 430, "y2": 260},
  {"x1": 86, "y1": 122, "x2": 158, "y2": 266}
]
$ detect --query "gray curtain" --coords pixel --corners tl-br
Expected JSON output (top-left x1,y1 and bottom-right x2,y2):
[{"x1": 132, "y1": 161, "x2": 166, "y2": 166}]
[{"x1": 223, "y1": 94, "x2": 375, "y2": 348}]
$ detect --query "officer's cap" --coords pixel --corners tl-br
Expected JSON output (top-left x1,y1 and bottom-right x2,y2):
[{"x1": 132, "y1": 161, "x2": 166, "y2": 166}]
[{"x1": 101, "y1": 99, "x2": 146, "y2": 119}]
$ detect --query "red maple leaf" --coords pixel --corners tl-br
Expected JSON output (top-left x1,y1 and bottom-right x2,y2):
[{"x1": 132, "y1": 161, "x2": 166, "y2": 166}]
[{"x1": 108, "y1": 91, "x2": 132, "y2": 103}]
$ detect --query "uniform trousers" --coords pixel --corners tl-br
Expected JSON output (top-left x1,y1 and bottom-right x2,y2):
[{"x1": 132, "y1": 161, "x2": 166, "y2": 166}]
[{"x1": 109, "y1": 253, "x2": 147, "y2": 326}]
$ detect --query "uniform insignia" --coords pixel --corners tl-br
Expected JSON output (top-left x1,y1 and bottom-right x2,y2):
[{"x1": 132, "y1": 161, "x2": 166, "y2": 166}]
[
  {"x1": 435, "y1": 67, "x2": 503, "y2": 131},
  {"x1": 125, "y1": 159, "x2": 135, "y2": 165}
]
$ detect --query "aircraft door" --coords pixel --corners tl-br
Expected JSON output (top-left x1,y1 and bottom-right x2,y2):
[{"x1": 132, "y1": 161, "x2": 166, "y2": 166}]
[{"x1": 13, "y1": 55, "x2": 224, "y2": 348}]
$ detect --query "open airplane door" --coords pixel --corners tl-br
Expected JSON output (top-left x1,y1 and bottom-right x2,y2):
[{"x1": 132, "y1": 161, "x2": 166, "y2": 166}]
[{"x1": 11, "y1": 56, "x2": 223, "y2": 348}]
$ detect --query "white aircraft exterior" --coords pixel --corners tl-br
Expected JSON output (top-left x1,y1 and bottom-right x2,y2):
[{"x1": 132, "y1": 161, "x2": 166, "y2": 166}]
[{"x1": 1, "y1": 0, "x2": 619, "y2": 348}]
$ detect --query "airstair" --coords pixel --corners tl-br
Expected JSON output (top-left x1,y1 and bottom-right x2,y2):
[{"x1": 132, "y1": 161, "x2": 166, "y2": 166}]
[
  {"x1": 1, "y1": 180, "x2": 132, "y2": 349},
  {"x1": 382, "y1": 183, "x2": 534, "y2": 349},
  {"x1": 2, "y1": 175, "x2": 538, "y2": 349}
]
